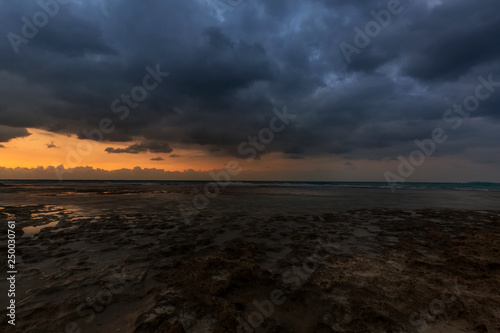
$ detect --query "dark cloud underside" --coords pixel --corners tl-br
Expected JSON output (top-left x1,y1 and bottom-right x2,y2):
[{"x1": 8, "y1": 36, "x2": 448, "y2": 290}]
[{"x1": 0, "y1": 0, "x2": 499, "y2": 164}]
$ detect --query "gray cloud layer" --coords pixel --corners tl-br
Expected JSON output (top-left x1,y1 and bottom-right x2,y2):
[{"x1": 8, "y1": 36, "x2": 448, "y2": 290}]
[
  {"x1": 0, "y1": 0, "x2": 499, "y2": 164},
  {"x1": 105, "y1": 142, "x2": 173, "y2": 154},
  {"x1": 0, "y1": 125, "x2": 30, "y2": 142}
]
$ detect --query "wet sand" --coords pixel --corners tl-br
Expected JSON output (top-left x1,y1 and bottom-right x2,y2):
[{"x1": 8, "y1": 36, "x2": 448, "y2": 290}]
[{"x1": 0, "y1": 184, "x2": 499, "y2": 332}]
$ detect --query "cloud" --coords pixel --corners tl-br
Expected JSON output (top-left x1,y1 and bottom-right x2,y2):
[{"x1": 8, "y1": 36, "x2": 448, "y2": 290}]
[
  {"x1": 46, "y1": 141, "x2": 58, "y2": 148},
  {"x1": 0, "y1": 165, "x2": 211, "y2": 181},
  {"x1": 170, "y1": 154, "x2": 181, "y2": 158},
  {"x1": 285, "y1": 155, "x2": 304, "y2": 160},
  {"x1": 105, "y1": 144, "x2": 148, "y2": 154},
  {"x1": 0, "y1": 144, "x2": 4, "y2": 148},
  {"x1": 105, "y1": 142, "x2": 173, "y2": 154},
  {"x1": 1, "y1": 161, "x2": 499, "y2": 182},
  {"x1": 150, "y1": 156, "x2": 164, "y2": 161},
  {"x1": 0, "y1": 0, "x2": 499, "y2": 166},
  {"x1": 0, "y1": 126, "x2": 31, "y2": 142}
]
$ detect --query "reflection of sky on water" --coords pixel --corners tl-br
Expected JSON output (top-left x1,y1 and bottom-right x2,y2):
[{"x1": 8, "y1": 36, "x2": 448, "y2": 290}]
[{"x1": 22, "y1": 221, "x2": 59, "y2": 237}]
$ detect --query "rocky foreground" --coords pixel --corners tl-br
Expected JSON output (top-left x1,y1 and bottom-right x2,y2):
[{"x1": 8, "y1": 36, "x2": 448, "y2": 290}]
[{"x1": 1, "y1": 204, "x2": 499, "y2": 333}]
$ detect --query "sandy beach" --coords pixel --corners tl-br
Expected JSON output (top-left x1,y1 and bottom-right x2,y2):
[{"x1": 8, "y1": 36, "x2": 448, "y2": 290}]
[{"x1": 0, "y1": 183, "x2": 499, "y2": 332}]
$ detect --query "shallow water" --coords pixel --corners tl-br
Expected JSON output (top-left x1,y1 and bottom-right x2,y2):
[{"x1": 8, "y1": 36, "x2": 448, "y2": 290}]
[
  {"x1": 22, "y1": 221, "x2": 59, "y2": 237},
  {"x1": 1, "y1": 184, "x2": 500, "y2": 216}
]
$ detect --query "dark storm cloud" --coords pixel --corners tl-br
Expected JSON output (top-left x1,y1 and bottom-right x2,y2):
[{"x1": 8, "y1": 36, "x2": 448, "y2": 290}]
[
  {"x1": 105, "y1": 145, "x2": 146, "y2": 154},
  {"x1": 0, "y1": 0, "x2": 499, "y2": 164},
  {"x1": 0, "y1": 125, "x2": 31, "y2": 142},
  {"x1": 401, "y1": 1, "x2": 500, "y2": 81},
  {"x1": 105, "y1": 141, "x2": 173, "y2": 154}
]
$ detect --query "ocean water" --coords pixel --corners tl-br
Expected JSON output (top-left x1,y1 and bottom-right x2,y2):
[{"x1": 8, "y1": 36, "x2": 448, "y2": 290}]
[
  {"x1": 1, "y1": 180, "x2": 500, "y2": 192},
  {"x1": 1, "y1": 179, "x2": 500, "y2": 215}
]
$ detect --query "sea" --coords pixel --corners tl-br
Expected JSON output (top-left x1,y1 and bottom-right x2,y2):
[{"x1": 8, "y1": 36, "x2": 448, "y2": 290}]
[{"x1": 1, "y1": 180, "x2": 499, "y2": 192}]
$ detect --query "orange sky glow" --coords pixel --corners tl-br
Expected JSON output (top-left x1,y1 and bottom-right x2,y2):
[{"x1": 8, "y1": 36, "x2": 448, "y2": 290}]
[{"x1": 2, "y1": 128, "x2": 500, "y2": 182}]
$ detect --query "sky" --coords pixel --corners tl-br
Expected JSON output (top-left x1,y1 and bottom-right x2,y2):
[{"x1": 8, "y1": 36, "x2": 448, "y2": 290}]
[{"x1": 0, "y1": 0, "x2": 499, "y2": 182}]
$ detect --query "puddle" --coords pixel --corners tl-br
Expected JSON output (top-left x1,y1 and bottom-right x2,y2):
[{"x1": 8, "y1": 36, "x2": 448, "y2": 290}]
[{"x1": 22, "y1": 221, "x2": 58, "y2": 237}]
